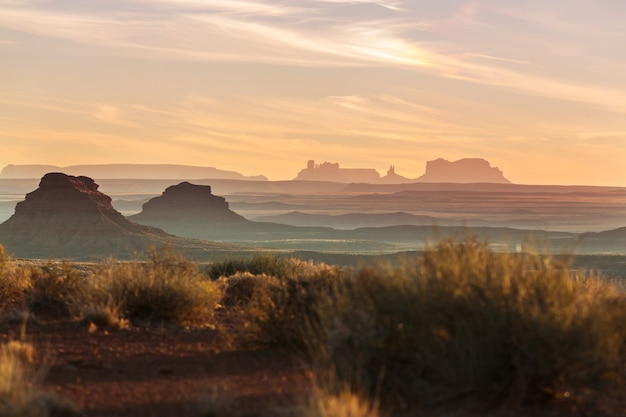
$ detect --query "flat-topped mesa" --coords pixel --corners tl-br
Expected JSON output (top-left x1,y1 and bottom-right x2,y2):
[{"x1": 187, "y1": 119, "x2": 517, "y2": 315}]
[
  {"x1": 0, "y1": 172, "x2": 170, "y2": 258},
  {"x1": 416, "y1": 158, "x2": 511, "y2": 184},
  {"x1": 14, "y1": 173, "x2": 114, "y2": 219},
  {"x1": 129, "y1": 181, "x2": 247, "y2": 228}
]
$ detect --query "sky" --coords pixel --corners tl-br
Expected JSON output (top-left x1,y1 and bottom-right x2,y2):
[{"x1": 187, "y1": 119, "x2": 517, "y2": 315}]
[{"x1": 1, "y1": 0, "x2": 625, "y2": 185}]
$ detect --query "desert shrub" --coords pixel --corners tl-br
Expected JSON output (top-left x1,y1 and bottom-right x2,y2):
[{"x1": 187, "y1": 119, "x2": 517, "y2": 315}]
[
  {"x1": 205, "y1": 253, "x2": 295, "y2": 280},
  {"x1": 220, "y1": 272, "x2": 269, "y2": 307},
  {"x1": 0, "y1": 248, "x2": 31, "y2": 312},
  {"x1": 222, "y1": 258, "x2": 347, "y2": 349},
  {"x1": 80, "y1": 294, "x2": 129, "y2": 330},
  {"x1": 310, "y1": 238, "x2": 626, "y2": 411},
  {"x1": 27, "y1": 263, "x2": 87, "y2": 317},
  {"x1": 87, "y1": 246, "x2": 222, "y2": 326},
  {"x1": 0, "y1": 340, "x2": 81, "y2": 417}
]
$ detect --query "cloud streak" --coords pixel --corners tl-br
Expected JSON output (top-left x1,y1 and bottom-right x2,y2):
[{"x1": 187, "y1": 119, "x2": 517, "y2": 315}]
[{"x1": 1, "y1": 1, "x2": 626, "y2": 184}]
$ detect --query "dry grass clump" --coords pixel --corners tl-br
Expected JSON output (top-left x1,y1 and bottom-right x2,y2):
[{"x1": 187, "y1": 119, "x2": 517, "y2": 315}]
[
  {"x1": 26, "y1": 263, "x2": 87, "y2": 317},
  {"x1": 218, "y1": 239, "x2": 626, "y2": 414},
  {"x1": 310, "y1": 238, "x2": 626, "y2": 412},
  {"x1": 305, "y1": 386, "x2": 380, "y2": 417},
  {"x1": 0, "y1": 340, "x2": 81, "y2": 417},
  {"x1": 207, "y1": 254, "x2": 345, "y2": 281},
  {"x1": 86, "y1": 246, "x2": 222, "y2": 326},
  {"x1": 0, "y1": 247, "x2": 32, "y2": 313},
  {"x1": 220, "y1": 258, "x2": 347, "y2": 349},
  {"x1": 0, "y1": 246, "x2": 88, "y2": 318}
]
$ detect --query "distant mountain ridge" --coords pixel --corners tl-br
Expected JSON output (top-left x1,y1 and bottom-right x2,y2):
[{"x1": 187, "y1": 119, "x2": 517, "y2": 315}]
[
  {"x1": 0, "y1": 164, "x2": 267, "y2": 181},
  {"x1": 293, "y1": 158, "x2": 509, "y2": 184},
  {"x1": 3, "y1": 158, "x2": 508, "y2": 184}
]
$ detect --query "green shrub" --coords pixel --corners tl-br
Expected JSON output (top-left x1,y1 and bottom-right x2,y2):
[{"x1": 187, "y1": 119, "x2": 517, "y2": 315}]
[
  {"x1": 27, "y1": 263, "x2": 87, "y2": 317},
  {"x1": 310, "y1": 238, "x2": 626, "y2": 411},
  {"x1": 220, "y1": 258, "x2": 347, "y2": 349},
  {"x1": 205, "y1": 253, "x2": 294, "y2": 280}
]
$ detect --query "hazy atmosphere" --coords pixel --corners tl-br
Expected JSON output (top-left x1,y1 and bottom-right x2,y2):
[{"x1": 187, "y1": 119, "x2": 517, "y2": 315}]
[{"x1": 1, "y1": 0, "x2": 625, "y2": 184}]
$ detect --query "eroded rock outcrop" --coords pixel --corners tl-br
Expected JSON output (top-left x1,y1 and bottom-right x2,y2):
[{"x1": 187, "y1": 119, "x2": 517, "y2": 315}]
[
  {"x1": 416, "y1": 158, "x2": 510, "y2": 184},
  {"x1": 0, "y1": 173, "x2": 172, "y2": 258},
  {"x1": 294, "y1": 160, "x2": 381, "y2": 183},
  {"x1": 129, "y1": 182, "x2": 249, "y2": 238}
]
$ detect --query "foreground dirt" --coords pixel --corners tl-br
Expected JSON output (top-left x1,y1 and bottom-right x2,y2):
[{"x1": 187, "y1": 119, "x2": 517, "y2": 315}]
[
  {"x1": 2, "y1": 315, "x2": 625, "y2": 417},
  {"x1": 2, "y1": 317, "x2": 310, "y2": 417}
]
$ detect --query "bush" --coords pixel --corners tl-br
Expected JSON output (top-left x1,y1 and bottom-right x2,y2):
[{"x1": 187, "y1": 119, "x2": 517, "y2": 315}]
[
  {"x1": 87, "y1": 246, "x2": 222, "y2": 326},
  {"x1": 310, "y1": 238, "x2": 626, "y2": 411},
  {"x1": 220, "y1": 258, "x2": 347, "y2": 349},
  {"x1": 206, "y1": 253, "x2": 327, "y2": 280},
  {"x1": 27, "y1": 263, "x2": 87, "y2": 317}
]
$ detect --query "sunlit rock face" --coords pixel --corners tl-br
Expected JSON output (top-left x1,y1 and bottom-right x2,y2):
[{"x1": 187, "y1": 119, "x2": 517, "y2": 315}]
[
  {"x1": 129, "y1": 182, "x2": 249, "y2": 238},
  {"x1": 416, "y1": 158, "x2": 511, "y2": 184},
  {"x1": 0, "y1": 172, "x2": 170, "y2": 259}
]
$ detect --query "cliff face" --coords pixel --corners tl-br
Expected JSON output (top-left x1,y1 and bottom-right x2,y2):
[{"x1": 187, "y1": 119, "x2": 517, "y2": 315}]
[
  {"x1": 129, "y1": 182, "x2": 249, "y2": 238},
  {"x1": 416, "y1": 158, "x2": 510, "y2": 184},
  {"x1": 0, "y1": 173, "x2": 171, "y2": 258}
]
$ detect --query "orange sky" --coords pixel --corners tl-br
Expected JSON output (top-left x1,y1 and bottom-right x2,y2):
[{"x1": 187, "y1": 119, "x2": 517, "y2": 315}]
[{"x1": 1, "y1": 1, "x2": 625, "y2": 185}]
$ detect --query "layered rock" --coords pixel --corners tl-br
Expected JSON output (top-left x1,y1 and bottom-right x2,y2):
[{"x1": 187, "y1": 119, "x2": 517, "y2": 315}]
[
  {"x1": 416, "y1": 158, "x2": 510, "y2": 184},
  {"x1": 0, "y1": 173, "x2": 173, "y2": 259},
  {"x1": 129, "y1": 182, "x2": 250, "y2": 238}
]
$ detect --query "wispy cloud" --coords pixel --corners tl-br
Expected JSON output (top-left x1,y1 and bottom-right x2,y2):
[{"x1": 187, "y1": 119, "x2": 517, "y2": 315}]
[
  {"x1": 2, "y1": 1, "x2": 626, "y2": 184},
  {"x1": 1, "y1": 0, "x2": 624, "y2": 113}
]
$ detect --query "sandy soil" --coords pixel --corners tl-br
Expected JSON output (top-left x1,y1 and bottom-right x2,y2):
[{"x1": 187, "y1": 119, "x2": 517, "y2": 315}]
[
  {"x1": 2, "y1": 314, "x2": 625, "y2": 417},
  {"x1": 2, "y1": 316, "x2": 311, "y2": 417}
]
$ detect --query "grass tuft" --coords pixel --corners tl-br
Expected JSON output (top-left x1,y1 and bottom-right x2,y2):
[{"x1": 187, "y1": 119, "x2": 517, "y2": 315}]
[
  {"x1": 88, "y1": 246, "x2": 222, "y2": 326},
  {"x1": 0, "y1": 340, "x2": 82, "y2": 417}
]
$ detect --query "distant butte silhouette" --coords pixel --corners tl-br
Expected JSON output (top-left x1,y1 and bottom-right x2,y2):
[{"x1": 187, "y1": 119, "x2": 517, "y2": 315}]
[
  {"x1": 416, "y1": 158, "x2": 510, "y2": 184},
  {"x1": 294, "y1": 158, "x2": 509, "y2": 184},
  {"x1": 128, "y1": 181, "x2": 254, "y2": 238},
  {"x1": 294, "y1": 160, "x2": 381, "y2": 183},
  {"x1": 0, "y1": 173, "x2": 206, "y2": 259}
]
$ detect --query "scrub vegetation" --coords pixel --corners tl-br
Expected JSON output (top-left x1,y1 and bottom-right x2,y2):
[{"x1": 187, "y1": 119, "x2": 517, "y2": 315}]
[{"x1": 1, "y1": 238, "x2": 625, "y2": 416}]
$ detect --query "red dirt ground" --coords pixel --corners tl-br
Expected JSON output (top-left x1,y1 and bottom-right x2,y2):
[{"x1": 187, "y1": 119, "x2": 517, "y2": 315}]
[
  {"x1": 2, "y1": 315, "x2": 625, "y2": 417},
  {"x1": 2, "y1": 316, "x2": 311, "y2": 417}
]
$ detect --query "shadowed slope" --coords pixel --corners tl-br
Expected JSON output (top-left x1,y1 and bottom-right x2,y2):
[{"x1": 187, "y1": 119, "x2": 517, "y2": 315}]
[
  {"x1": 128, "y1": 182, "x2": 251, "y2": 237},
  {"x1": 0, "y1": 173, "x2": 240, "y2": 259}
]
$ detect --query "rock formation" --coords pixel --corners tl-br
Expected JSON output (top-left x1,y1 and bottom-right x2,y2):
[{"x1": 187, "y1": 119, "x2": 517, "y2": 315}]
[
  {"x1": 415, "y1": 158, "x2": 510, "y2": 184},
  {"x1": 380, "y1": 165, "x2": 412, "y2": 184},
  {"x1": 294, "y1": 160, "x2": 381, "y2": 183},
  {"x1": 0, "y1": 173, "x2": 181, "y2": 259},
  {"x1": 129, "y1": 182, "x2": 250, "y2": 238}
]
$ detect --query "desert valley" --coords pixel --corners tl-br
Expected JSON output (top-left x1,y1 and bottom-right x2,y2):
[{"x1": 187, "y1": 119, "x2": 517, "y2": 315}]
[
  {"x1": 2, "y1": 159, "x2": 626, "y2": 417},
  {"x1": 4, "y1": 1, "x2": 626, "y2": 415},
  {"x1": 1, "y1": 159, "x2": 625, "y2": 275}
]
